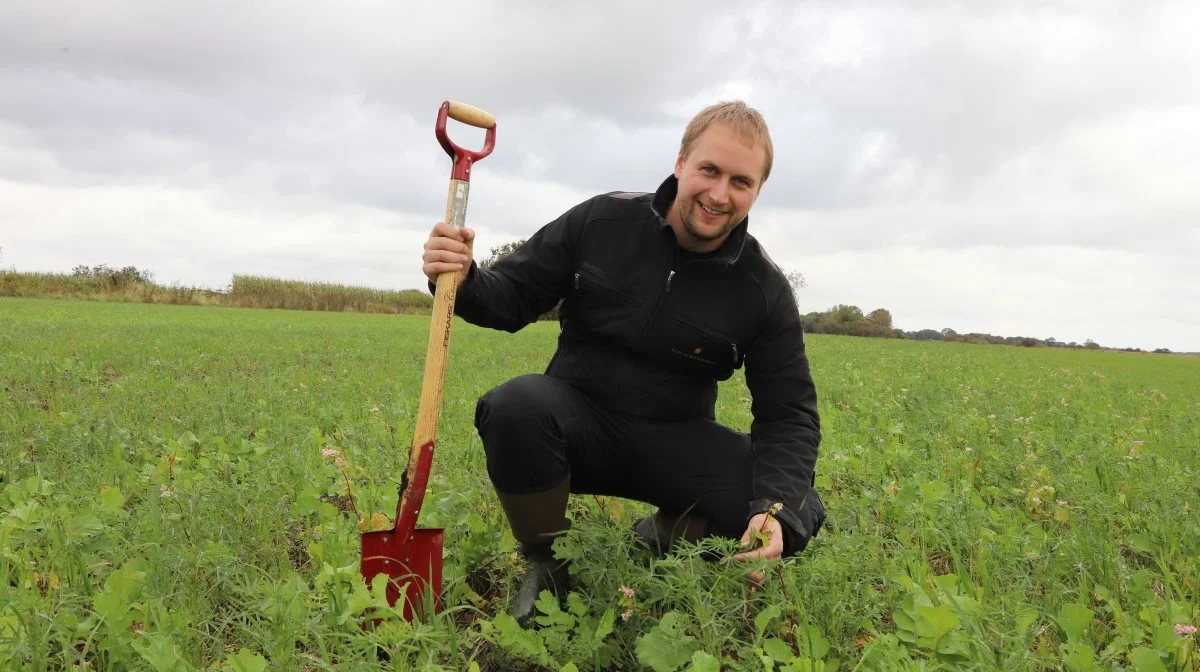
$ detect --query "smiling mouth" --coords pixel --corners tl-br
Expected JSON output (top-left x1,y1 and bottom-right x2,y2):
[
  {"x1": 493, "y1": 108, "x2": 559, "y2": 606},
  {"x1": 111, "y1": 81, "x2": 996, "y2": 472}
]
[{"x1": 698, "y1": 201, "x2": 726, "y2": 217}]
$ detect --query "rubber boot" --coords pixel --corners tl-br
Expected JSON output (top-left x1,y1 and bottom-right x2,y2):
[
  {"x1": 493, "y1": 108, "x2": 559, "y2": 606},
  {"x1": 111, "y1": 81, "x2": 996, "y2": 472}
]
[
  {"x1": 633, "y1": 508, "x2": 708, "y2": 556},
  {"x1": 495, "y1": 477, "x2": 572, "y2": 628}
]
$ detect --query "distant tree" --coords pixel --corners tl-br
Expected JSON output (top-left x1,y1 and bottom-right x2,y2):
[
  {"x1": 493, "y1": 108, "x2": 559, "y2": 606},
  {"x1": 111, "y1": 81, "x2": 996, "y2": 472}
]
[
  {"x1": 816, "y1": 304, "x2": 865, "y2": 334},
  {"x1": 1154, "y1": 347, "x2": 1171, "y2": 354},
  {"x1": 784, "y1": 269, "x2": 806, "y2": 293},
  {"x1": 867, "y1": 308, "x2": 893, "y2": 329},
  {"x1": 481, "y1": 239, "x2": 527, "y2": 269},
  {"x1": 1085, "y1": 339, "x2": 1100, "y2": 350},
  {"x1": 480, "y1": 238, "x2": 568, "y2": 321},
  {"x1": 909, "y1": 329, "x2": 942, "y2": 341},
  {"x1": 70, "y1": 264, "x2": 154, "y2": 288}
]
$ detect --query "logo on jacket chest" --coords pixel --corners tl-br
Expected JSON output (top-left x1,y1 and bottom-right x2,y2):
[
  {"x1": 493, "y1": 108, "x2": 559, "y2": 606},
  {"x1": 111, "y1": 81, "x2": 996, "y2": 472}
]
[{"x1": 671, "y1": 345, "x2": 715, "y2": 365}]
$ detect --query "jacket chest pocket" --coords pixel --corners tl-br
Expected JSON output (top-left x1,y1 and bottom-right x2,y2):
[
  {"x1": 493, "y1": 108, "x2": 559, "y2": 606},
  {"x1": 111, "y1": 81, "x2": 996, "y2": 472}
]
[
  {"x1": 661, "y1": 315, "x2": 740, "y2": 380},
  {"x1": 568, "y1": 263, "x2": 642, "y2": 334}
]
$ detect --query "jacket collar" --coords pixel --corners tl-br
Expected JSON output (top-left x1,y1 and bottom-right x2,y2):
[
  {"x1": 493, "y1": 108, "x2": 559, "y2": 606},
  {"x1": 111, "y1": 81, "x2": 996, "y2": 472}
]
[{"x1": 649, "y1": 174, "x2": 749, "y2": 266}]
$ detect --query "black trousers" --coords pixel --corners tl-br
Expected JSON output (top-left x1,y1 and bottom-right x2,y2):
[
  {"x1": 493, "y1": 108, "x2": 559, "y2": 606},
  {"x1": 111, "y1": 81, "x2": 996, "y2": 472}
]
[{"x1": 474, "y1": 373, "x2": 753, "y2": 541}]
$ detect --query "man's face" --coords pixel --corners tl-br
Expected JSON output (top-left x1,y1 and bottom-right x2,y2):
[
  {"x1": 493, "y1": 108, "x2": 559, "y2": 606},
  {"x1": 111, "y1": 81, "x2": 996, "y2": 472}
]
[{"x1": 669, "y1": 122, "x2": 767, "y2": 253}]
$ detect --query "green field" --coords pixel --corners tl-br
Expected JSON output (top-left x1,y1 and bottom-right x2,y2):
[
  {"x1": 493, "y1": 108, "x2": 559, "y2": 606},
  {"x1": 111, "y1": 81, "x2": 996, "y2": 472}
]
[{"x1": 2, "y1": 297, "x2": 1197, "y2": 671}]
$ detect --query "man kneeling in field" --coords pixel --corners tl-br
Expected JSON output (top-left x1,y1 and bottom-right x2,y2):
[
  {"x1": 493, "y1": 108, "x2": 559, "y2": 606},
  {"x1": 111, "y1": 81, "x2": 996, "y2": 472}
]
[{"x1": 421, "y1": 100, "x2": 825, "y2": 627}]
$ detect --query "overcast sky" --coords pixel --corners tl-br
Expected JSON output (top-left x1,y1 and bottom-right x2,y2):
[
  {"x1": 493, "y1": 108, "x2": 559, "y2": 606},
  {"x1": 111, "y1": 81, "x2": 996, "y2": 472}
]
[{"x1": 2, "y1": 1, "x2": 1197, "y2": 351}]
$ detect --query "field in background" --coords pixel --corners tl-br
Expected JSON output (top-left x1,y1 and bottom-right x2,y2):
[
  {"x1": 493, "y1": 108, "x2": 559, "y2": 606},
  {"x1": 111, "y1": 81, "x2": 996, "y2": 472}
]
[
  {"x1": 0, "y1": 270, "x2": 434, "y2": 315},
  {"x1": 1, "y1": 297, "x2": 1197, "y2": 670}
]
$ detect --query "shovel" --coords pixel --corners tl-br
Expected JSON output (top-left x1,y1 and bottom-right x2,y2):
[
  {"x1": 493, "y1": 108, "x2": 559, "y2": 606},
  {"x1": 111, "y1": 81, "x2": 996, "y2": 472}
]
[{"x1": 360, "y1": 100, "x2": 497, "y2": 622}]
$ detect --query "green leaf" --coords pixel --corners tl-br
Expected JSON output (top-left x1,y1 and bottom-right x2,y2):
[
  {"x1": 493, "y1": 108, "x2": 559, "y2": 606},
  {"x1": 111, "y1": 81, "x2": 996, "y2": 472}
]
[
  {"x1": 228, "y1": 649, "x2": 269, "y2": 672},
  {"x1": 755, "y1": 604, "x2": 782, "y2": 639},
  {"x1": 920, "y1": 481, "x2": 949, "y2": 503},
  {"x1": 1165, "y1": 600, "x2": 1193, "y2": 625},
  {"x1": 0, "y1": 615, "x2": 19, "y2": 657},
  {"x1": 560, "y1": 664, "x2": 580, "y2": 672},
  {"x1": 593, "y1": 607, "x2": 615, "y2": 644},
  {"x1": 65, "y1": 512, "x2": 104, "y2": 542},
  {"x1": 1058, "y1": 603, "x2": 1093, "y2": 643},
  {"x1": 1150, "y1": 623, "x2": 1177, "y2": 652},
  {"x1": 797, "y1": 624, "x2": 831, "y2": 660},
  {"x1": 1128, "y1": 647, "x2": 1167, "y2": 672},
  {"x1": 566, "y1": 591, "x2": 589, "y2": 617},
  {"x1": 133, "y1": 632, "x2": 185, "y2": 672},
  {"x1": 534, "y1": 590, "x2": 574, "y2": 628},
  {"x1": 917, "y1": 604, "x2": 959, "y2": 642},
  {"x1": 1015, "y1": 609, "x2": 1039, "y2": 633},
  {"x1": 636, "y1": 612, "x2": 699, "y2": 672},
  {"x1": 935, "y1": 631, "x2": 971, "y2": 659},
  {"x1": 1062, "y1": 642, "x2": 1097, "y2": 672},
  {"x1": 1128, "y1": 534, "x2": 1153, "y2": 555},
  {"x1": 686, "y1": 650, "x2": 721, "y2": 672},
  {"x1": 98, "y1": 486, "x2": 126, "y2": 515},
  {"x1": 492, "y1": 613, "x2": 550, "y2": 667},
  {"x1": 893, "y1": 607, "x2": 918, "y2": 643},
  {"x1": 763, "y1": 637, "x2": 794, "y2": 663}
]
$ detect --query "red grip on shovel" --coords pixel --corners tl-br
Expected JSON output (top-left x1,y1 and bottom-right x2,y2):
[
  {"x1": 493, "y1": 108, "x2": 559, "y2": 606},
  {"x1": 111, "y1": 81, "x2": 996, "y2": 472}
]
[{"x1": 436, "y1": 101, "x2": 496, "y2": 182}]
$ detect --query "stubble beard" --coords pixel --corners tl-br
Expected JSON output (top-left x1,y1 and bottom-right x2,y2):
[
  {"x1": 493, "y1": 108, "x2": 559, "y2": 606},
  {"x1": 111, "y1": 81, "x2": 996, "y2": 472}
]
[{"x1": 678, "y1": 198, "x2": 734, "y2": 244}]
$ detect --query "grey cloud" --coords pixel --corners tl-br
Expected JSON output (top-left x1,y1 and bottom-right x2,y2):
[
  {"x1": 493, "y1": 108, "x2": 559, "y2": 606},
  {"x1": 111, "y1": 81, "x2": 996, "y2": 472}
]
[
  {"x1": 2, "y1": 0, "x2": 1198, "y2": 351},
  {"x1": 7, "y1": 1, "x2": 1194, "y2": 223}
]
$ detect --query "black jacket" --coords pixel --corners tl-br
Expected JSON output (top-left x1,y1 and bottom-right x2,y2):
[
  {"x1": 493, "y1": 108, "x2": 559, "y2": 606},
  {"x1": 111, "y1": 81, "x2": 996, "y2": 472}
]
[{"x1": 446, "y1": 174, "x2": 824, "y2": 555}]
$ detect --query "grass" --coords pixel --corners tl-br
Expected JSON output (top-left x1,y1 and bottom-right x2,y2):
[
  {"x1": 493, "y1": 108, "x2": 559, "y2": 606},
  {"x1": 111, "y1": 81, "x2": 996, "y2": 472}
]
[{"x1": 1, "y1": 296, "x2": 1197, "y2": 670}]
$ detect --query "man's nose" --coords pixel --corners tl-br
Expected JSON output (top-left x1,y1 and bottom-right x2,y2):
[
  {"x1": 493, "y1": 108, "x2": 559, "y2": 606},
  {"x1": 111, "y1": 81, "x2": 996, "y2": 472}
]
[{"x1": 709, "y1": 179, "x2": 730, "y2": 204}]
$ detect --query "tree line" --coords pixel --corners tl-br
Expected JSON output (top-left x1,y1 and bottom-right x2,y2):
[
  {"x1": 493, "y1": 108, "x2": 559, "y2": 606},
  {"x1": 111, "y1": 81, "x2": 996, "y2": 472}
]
[{"x1": 1, "y1": 241, "x2": 1182, "y2": 355}]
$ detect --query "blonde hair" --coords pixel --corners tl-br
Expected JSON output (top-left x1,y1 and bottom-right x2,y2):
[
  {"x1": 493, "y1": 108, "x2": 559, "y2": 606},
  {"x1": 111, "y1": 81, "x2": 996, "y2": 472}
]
[{"x1": 679, "y1": 100, "x2": 774, "y2": 184}]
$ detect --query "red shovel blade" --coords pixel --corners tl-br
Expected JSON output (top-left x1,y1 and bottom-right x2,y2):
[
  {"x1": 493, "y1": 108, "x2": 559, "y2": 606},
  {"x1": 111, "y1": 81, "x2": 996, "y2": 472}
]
[
  {"x1": 360, "y1": 439, "x2": 443, "y2": 622},
  {"x1": 360, "y1": 526, "x2": 444, "y2": 621}
]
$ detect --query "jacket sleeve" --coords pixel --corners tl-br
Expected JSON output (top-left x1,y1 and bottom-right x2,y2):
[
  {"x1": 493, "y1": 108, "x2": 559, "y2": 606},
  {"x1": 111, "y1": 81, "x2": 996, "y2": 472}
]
[
  {"x1": 742, "y1": 282, "x2": 825, "y2": 556},
  {"x1": 427, "y1": 197, "x2": 595, "y2": 332}
]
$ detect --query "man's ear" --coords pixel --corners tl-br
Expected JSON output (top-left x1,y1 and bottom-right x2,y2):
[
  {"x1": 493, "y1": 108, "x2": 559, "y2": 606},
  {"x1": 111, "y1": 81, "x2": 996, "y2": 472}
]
[{"x1": 674, "y1": 152, "x2": 684, "y2": 179}]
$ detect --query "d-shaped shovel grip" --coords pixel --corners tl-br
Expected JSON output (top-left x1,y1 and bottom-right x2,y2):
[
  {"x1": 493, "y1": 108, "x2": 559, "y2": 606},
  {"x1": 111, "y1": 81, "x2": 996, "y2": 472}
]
[{"x1": 436, "y1": 101, "x2": 497, "y2": 182}]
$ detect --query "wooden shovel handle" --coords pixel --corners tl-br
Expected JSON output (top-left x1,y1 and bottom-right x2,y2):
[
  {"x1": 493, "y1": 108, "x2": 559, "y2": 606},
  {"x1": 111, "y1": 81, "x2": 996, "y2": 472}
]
[
  {"x1": 412, "y1": 179, "x2": 468, "y2": 452},
  {"x1": 394, "y1": 100, "x2": 494, "y2": 537},
  {"x1": 394, "y1": 177, "x2": 472, "y2": 533},
  {"x1": 445, "y1": 101, "x2": 496, "y2": 129}
]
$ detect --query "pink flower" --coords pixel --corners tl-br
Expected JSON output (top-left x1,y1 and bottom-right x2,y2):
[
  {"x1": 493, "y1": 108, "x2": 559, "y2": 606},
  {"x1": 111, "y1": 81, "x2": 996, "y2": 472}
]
[
  {"x1": 321, "y1": 447, "x2": 339, "y2": 460},
  {"x1": 618, "y1": 585, "x2": 635, "y2": 599},
  {"x1": 621, "y1": 608, "x2": 633, "y2": 622},
  {"x1": 1132, "y1": 440, "x2": 1145, "y2": 446},
  {"x1": 1177, "y1": 623, "x2": 1198, "y2": 636}
]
